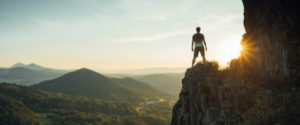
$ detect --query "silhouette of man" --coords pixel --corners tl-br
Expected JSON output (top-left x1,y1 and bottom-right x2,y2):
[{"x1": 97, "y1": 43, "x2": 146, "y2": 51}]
[{"x1": 191, "y1": 27, "x2": 207, "y2": 67}]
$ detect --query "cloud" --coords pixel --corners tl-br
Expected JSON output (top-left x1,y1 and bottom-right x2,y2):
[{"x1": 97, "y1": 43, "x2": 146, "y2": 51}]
[
  {"x1": 116, "y1": 30, "x2": 192, "y2": 43},
  {"x1": 195, "y1": 13, "x2": 243, "y2": 32},
  {"x1": 118, "y1": 0, "x2": 193, "y2": 21},
  {"x1": 135, "y1": 12, "x2": 172, "y2": 20}
]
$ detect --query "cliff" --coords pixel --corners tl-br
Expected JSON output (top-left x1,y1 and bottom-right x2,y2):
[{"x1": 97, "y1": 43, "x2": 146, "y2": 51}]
[
  {"x1": 171, "y1": 0, "x2": 300, "y2": 124},
  {"x1": 242, "y1": 0, "x2": 300, "y2": 86},
  {"x1": 171, "y1": 62, "x2": 242, "y2": 125}
]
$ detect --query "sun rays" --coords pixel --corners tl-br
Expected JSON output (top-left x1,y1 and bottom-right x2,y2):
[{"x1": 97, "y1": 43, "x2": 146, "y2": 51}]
[{"x1": 240, "y1": 36, "x2": 258, "y2": 66}]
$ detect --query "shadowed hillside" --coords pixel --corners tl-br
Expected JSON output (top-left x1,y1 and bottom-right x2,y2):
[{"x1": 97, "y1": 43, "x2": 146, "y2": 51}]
[
  {"x1": 133, "y1": 73, "x2": 184, "y2": 95},
  {"x1": 111, "y1": 77, "x2": 164, "y2": 97},
  {"x1": 0, "y1": 83, "x2": 173, "y2": 125}
]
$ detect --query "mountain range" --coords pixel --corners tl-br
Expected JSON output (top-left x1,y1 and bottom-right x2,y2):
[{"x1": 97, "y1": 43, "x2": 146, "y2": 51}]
[
  {"x1": 0, "y1": 63, "x2": 70, "y2": 85},
  {"x1": 1, "y1": 62, "x2": 184, "y2": 96},
  {"x1": 0, "y1": 63, "x2": 177, "y2": 124},
  {"x1": 33, "y1": 68, "x2": 171, "y2": 102}
]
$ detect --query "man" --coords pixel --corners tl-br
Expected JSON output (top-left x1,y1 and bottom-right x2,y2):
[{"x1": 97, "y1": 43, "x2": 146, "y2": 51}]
[{"x1": 191, "y1": 27, "x2": 207, "y2": 67}]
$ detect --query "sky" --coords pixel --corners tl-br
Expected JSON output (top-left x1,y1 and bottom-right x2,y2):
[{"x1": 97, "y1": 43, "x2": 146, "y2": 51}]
[{"x1": 0, "y1": 0, "x2": 245, "y2": 70}]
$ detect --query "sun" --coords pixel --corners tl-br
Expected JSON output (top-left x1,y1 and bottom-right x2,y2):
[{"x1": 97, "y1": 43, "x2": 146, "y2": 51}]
[
  {"x1": 228, "y1": 36, "x2": 242, "y2": 57},
  {"x1": 218, "y1": 35, "x2": 242, "y2": 66}
]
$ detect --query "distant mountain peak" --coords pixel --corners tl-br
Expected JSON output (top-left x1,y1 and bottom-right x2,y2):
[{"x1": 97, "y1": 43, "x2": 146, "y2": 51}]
[
  {"x1": 10, "y1": 62, "x2": 44, "y2": 69},
  {"x1": 66, "y1": 68, "x2": 109, "y2": 80},
  {"x1": 59, "y1": 68, "x2": 106, "y2": 80},
  {"x1": 10, "y1": 62, "x2": 26, "y2": 68},
  {"x1": 28, "y1": 63, "x2": 38, "y2": 66},
  {"x1": 77, "y1": 68, "x2": 92, "y2": 71},
  {"x1": 27, "y1": 63, "x2": 43, "y2": 68},
  {"x1": 73, "y1": 68, "x2": 99, "y2": 74}
]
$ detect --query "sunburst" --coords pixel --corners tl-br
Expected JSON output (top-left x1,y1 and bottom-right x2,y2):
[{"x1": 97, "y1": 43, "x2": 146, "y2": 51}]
[{"x1": 240, "y1": 36, "x2": 258, "y2": 66}]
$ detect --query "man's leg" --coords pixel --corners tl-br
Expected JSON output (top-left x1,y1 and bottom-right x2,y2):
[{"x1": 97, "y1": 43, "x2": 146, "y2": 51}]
[
  {"x1": 200, "y1": 47, "x2": 206, "y2": 62},
  {"x1": 202, "y1": 54, "x2": 206, "y2": 62},
  {"x1": 192, "y1": 57, "x2": 196, "y2": 67},
  {"x1": 192, "y1": 47, "x2": 199, "y2": 67}
]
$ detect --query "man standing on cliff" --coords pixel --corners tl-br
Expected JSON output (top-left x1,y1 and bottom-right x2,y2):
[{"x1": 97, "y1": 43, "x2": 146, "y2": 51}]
[{"x1": 191, "y1": 27, "x2": 207, "y2": 67}]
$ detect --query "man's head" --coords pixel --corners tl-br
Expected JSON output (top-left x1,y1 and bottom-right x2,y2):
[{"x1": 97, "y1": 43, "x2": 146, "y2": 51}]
[{"x1": 196, "y1": 27, "x2": 201, "y2": 33}]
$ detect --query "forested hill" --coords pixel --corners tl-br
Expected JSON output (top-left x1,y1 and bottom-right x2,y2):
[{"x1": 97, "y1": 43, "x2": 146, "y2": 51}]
[
  {"x1": 33, "y1": 68, "x2": 171, "y2": 102},
  {"x1": 0, "y1": 83, "x2": 173, "y2": 125}
]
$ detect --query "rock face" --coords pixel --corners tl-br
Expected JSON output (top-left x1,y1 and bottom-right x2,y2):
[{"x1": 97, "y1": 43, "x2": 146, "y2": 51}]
[
  {"x1": 242, "y1": 0, "x2": 300, "y2": 85},
  {"x1": 171, "y1": 63, "x2": 242, "y2": 125},
  {"x1": 171, "y1": 0, "x2": 299, "y2": 124}
]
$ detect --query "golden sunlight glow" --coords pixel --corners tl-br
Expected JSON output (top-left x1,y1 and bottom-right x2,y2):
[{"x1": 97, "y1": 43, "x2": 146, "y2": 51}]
[
  {"x1": 217, "y1": 35, "x2": 242, "y2": 66},
  {"x1": 240, "y1": 38, "x2": 257, "y2": 65}
]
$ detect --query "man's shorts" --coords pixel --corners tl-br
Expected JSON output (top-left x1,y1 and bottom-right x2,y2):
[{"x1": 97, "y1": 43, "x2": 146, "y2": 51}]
[{"x1": 194, "y1": 46, "x2": 205, "y2": 57}]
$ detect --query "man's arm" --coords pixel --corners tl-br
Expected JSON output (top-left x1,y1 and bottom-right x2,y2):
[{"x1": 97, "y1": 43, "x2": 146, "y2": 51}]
[
  {"x1": 203, "y1": 36, "x2": 207, "y2": 51},
  {"x1": 191, "y1": 37, "x2": 194, "y2": 51}
]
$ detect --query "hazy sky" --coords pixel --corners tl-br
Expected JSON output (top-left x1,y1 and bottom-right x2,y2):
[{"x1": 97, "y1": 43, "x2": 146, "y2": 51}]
[{"x1": 0, "y1": 0, "x2": 244, "y2": 70}]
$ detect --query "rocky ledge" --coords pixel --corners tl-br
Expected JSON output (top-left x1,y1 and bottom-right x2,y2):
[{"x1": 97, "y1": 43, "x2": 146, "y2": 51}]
[{"x1": 171, "y1": 62, "x2": 242, "y2": 125}]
